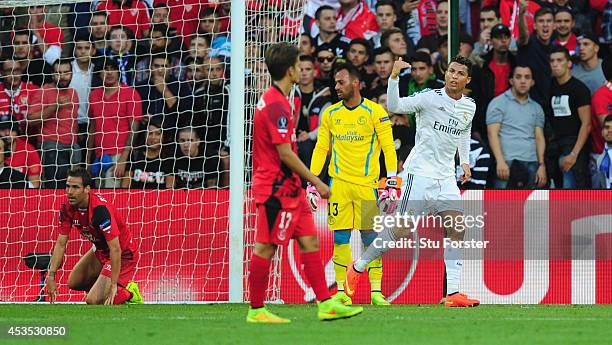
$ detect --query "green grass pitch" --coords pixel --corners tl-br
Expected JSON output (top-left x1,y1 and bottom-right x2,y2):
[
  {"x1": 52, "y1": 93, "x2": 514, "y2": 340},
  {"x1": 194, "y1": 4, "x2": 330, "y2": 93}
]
[{"x1": 1, "y1": 304, "x2": 611, "y2": 345}]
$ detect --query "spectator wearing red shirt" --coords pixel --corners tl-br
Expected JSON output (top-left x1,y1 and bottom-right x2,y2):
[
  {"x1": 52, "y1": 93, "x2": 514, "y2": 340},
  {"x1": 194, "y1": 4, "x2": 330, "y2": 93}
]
[
  {"x1": 337, "y1": 0, "x2": 379, "y2": 40},
  {"x1": 97, "y1": 0, "x2": 150, "y2": 39},
  {"x1": 153, "y1": 0, "x2": 204, "y2": 44},
  {"x1": 88, "y1": 59, "x2": 142, "y2": 188},
  {"x1": 27, "y1": 5, "x2": 64, "y2": 66},
  {"x1": 553, "y1": 8, "x2": 578, "y2": 56},
  {"x1": 590, "y1": 59, "x2": 612, "y2": 156},
  {"x1": 0, "y1": 58, "x2": 40, "y2": 126},
  {"x1": 28, "y1": 59, "x2": 79, "y2": 189},
  {"x1": 416, "y1": 0, "x2": 449, "y2": 55},
  {"x1": 0, "y1": 115, "x2": 41, "y2": 188}
]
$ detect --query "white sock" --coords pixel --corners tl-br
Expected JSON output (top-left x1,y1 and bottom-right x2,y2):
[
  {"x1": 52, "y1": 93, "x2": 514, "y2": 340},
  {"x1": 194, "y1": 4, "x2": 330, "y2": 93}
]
[
  {"x1": 354, "y1": 226, "x2": 396, "y2": 272},
  {"x1": 444, "y1": 242, "x2": 463, "y2": 295}
]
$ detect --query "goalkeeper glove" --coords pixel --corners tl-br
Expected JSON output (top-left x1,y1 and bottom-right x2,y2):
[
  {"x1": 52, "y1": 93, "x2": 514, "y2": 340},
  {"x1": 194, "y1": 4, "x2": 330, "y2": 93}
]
[
  {"x1": 377, "y1": 176, "x2": 402, "y2": 214},
  {"x1": 306, "y1": 182, "x2": 320, "y2": 212}
]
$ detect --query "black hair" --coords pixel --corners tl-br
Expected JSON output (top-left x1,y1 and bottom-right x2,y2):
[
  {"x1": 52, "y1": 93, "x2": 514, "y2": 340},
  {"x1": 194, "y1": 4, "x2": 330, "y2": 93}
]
[
  {"x1": 349, "y1": 38, "x2": 372, "y2": 57},
  {"x1": 150, "y1": 23, "x2": 169, "y2": 36},
  {"x1": 68, "y1": 167, "x2": 93, "y2": 187},
  {"x1": 53, "y1": 57, "x2": 73, "y2": 71},
  {"x1": 373, "y1": 47, "x2": 394, "y2": 59},
  {"x1": 602, "y1": 58, "x2": 612, "y2": 81},
  {"x1": 550, "y1": 45, "x2": 571, "y2": 61},
  {"x1": 102, "y1": 58, "x2": 120, "y2": 71},
  {"x1": 375, "y1": 0, "x2": 397, "y2": 14},
  {"x1": 315, "y1": 5, "x2": 335, "y2": 21},
  {"x1": 265, "y1": 42, "x2": 300, "y2": 81},
  {"x1": 410, "y1": 51, "x2": 432, "y2": 67},
  {"x1": 604, "y1": 114, "x2": 612, "y2": 125},
  {"x1": 333, "y1": 62, "x2": 362, "y2": 81},
  {"x1": 511, "y1": 64, "x2": 533, "y2": 78},
  {"x1": 299, "y1": 54, "x2": 316, "y2": 64},
  {"x1": 554, "y1": 7, "x2": 574, "y2": 19},
  {"x1": 480, "y1": 5, "x2": 500, "y2": 19},
  {"x1": 534, "y1": 7, "x2": 554, "y2": 20},
  {"x1": 449, "y1": 54, "x2": 473, "y2": 77}
]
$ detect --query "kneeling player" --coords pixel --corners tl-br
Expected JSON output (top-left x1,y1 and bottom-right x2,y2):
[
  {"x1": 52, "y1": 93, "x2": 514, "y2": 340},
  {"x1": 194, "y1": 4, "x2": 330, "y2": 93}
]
[
  {"x1": 247, "y1": 43, "x2": 363, "y2": 323},
  {"x1": 46, "y1": 167, "x2": 143, "y2": 305}
]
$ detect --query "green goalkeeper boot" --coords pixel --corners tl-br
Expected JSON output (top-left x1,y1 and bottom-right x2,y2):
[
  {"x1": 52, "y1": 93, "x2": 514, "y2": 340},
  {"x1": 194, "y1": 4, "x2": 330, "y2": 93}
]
[
  {"x1": 125, "y1": 281, "x2": 144, "y2": 304},
  {"x1": 317, "y1": 298, "x2": 363, "y2": 321}
]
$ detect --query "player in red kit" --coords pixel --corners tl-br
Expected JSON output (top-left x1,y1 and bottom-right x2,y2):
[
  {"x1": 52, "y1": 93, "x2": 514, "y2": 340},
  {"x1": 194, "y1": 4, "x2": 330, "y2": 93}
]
[
  {"x1": 45, "y1": 167, "x2": 143, "y2": 305},
  {"x1": 247, "y1": 43, "x2": 363, "y2": 323}
]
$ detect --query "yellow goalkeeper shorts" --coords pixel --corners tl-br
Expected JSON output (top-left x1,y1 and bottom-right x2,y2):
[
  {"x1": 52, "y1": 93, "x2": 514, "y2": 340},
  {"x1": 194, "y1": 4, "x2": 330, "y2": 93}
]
[{"x1": 327, "y1": 177, "x2": 378, "y2": 231}]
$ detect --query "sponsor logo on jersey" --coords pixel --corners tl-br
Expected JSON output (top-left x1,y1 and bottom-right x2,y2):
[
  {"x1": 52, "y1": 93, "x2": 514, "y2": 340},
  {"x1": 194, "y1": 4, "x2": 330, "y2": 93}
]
[
  {"x1": 358, "y1": 116, "x2": 367, "y2": 125},
  {"x1": 334, "y1": 130, "x2": 365, "y2": 142}
]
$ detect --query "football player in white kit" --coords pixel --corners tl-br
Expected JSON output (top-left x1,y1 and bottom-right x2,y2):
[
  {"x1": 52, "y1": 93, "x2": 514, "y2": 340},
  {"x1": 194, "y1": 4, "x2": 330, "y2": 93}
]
[{"x1": 343, "y1": 55, "x2": 480, "y2": 307}]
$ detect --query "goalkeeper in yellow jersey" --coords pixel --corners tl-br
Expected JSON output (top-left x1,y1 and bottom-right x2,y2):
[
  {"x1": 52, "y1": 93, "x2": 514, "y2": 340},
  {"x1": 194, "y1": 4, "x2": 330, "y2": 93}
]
[{"x1": 307, "y1": 63, "x2": 399, "y2": 306}]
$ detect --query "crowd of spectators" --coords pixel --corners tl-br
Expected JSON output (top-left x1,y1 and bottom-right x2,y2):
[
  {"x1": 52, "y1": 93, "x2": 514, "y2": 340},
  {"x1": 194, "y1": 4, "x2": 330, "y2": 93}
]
[{"x1": 0, "y1": 0, "x2": 610, "y2": 190}]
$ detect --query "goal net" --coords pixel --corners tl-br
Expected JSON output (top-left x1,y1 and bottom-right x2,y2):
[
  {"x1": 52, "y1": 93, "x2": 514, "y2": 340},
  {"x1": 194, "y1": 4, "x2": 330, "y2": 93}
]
[{"x1": 0, "y1": 0, "x2": 304, "y2": 303}]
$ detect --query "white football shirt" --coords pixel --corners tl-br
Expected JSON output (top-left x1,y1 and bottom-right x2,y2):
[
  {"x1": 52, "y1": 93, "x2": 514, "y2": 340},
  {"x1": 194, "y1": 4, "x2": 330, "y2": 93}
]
[{"x1": 387, "y1": 78, "x2": 475, "y2": 179}]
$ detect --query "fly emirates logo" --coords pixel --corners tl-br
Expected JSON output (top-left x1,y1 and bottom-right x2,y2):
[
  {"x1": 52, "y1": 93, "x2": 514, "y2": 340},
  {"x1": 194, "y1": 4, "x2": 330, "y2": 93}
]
[
  {"x1": 335, "y1": 130, "x2": 365, "y2": 142},
  {"x1": 433, "y1": 118, "x2": 468, "y2": 136}
]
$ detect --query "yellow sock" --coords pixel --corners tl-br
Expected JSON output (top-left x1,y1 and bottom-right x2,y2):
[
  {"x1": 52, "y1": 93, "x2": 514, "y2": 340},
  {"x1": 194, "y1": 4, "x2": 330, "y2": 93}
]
[
  {"x1": 367, "y1": 256, "x2": 383, "y2": 292},
  {"x1": 333, "y1": 243, "x2": 352, "y2": 291}
]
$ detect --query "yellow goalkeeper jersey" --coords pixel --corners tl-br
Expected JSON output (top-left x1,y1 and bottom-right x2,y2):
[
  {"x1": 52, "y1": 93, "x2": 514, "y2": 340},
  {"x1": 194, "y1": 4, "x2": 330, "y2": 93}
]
[{"x1": 310, "y1": 97, "x2": 397, "y2": 188}]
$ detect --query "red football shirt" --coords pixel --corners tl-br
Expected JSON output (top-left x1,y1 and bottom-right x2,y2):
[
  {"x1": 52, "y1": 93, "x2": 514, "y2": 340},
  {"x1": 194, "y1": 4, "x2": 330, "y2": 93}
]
[
  {"x1": 37, "y1": 23, "x2": 64, "y2": 47},
  {"x1": 5, "y1": 138, "x2": 42, "y2": 177},
  {"x1": 29, "y1": 84, "x2": 79, "y2": 145},
  {"x1": 0, "y1": 82, "x2": 40, "y2": 122},
  {"x1": 58, "y1": 193, "x2": 137, "y2": 258},
  {"x1": 590, "y1": 83, "x2": 612, "y2": 154},
  {"x1": 252, "y1": 85, "x2": 302, "y2": 203},
  {"x1": 97, "y1": 0, "x2": 151, "y2": 38},
  {"x1": 489, "y1": 60, "x2": 511, "y2": 97},
  {"x1": 89, "y1": 84, "x2": 143, "y2": 156},
  {"x1": 337, "y1": 0, "x2": 379, "y2": 40},
  {"x1": 155, "y1": 0, "x2": 204, "y2": 41}
]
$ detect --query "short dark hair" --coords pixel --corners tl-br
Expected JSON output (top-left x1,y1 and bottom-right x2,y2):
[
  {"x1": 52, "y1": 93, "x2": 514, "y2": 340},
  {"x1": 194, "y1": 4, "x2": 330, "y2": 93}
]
[
  {"x1": 603, "y1": 58, "x2": 612, "y2": 81},
  {"x1": 334, "y1": 62, "x2": 361, "y2": 81},
  {"x1": 150, "y1": 50, "x2": 170, "y2": 64},
  {"x1": 604, "y1": 114, "x2": 612, "y2": 125},
  {"x1": 107, "y1": 25, "x2": 135, "y2": 41},
  {"x1": 315, "y1": 5, "x2": 335, "y2": 21},
  {"x1": 373, "y1": 47, "x2": 394, "y2": 59},
  {"x1": 53, "y1": 57, "x2": 73, "y2": 70},
  {"x1": 265, "y1": 42, "x2": 299, "y2": 81},
  {"x1": 150, "y1": 23, "x2": 169, "y2": 36},
  {"x1": 102, "y1": 58, "x2": 120, "y2": 71},
  {"x1": 73, "y1": 32, "x2": 93, "y2": 44},
  {"x1": 68, "y1": 167, "x2": 93, "y2": 187},
  {"x1": 554, "y1": 8, "x2": 574, "y2": 19},
  {"x1": 300, "y1": 33, "x2": 314, "y2": 47},
  {"x1": 480, "y1": 5, "x2": 500, "y2": 19},
  {"x1": 534, "y1": 7, "x2": 554, "y2": 21},
  {"x1": 550, "y1": 45, "x2": 571, "y2": 61},
  {"x1": 410, "y1": 51, "x2": 432, "y2": 67},
  {"x1": 91, "y1": 10, "x2": 107, "y2": 18},
  {"x1": 375, "y1": 0, "x2": 397, "y2": 14},
  {"x1": 13, "y1": 28, "x2": 32, "y2": 42},
  {"x1": 299, "y1": 54, "x2": 315, "y2": 64},
  {"x1": 349, "y1": 38, "x2": 371, "y2": 55},
  {"x1": 202, "y1": 7, "x2": 219, "y2": 18},
  {"x1": 449, "y1": 54, "x2": 473, "y2": 77},
  {"x1": 511, "y1": 64, "x2": 533, "y2": 78}
]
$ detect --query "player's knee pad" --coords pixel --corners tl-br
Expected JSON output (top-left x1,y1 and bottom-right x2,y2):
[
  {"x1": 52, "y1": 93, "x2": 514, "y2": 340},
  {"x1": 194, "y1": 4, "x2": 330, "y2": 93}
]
[
  {"x1": 360, "y1": 231, "x2": 378, "y2": 247},
  {"x1": 333, "y1": 230, "x2": 351, "y2": 244}
]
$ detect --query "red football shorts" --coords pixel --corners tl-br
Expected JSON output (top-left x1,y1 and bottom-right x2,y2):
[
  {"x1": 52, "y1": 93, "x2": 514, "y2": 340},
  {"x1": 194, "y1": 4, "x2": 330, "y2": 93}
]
[
  {"x1": 255, "y1": 195, "x2": 317, "y2": 246},
  {"x1": 95, "y1": 249, "x2": 138, "y2": 287}
]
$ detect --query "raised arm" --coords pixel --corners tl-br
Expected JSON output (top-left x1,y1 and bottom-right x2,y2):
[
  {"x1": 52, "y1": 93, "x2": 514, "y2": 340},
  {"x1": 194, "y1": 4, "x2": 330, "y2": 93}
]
[{"x1": 387, "y1": 58, "x2": 426, "y2": 114}]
